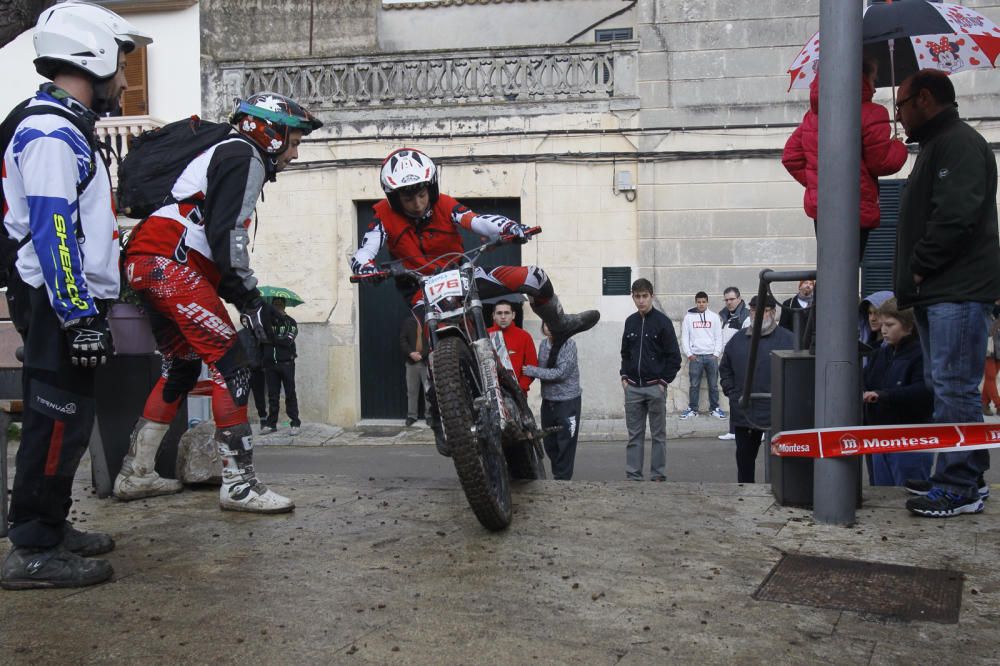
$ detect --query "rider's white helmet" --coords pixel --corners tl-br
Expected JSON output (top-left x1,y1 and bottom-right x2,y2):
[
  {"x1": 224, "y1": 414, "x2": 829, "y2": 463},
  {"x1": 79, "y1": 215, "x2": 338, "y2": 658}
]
[
  {"x1": 33, "y1": 0, "x2": 153, "y2": 80},
  {"x1": 380, "y1": 148, "x2": 440, "y2": 217}
]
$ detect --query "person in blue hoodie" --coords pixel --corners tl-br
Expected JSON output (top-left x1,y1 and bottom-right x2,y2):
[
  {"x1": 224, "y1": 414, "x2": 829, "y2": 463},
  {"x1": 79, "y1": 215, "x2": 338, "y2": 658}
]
[
  {"x1": 858, "y1": 290, "x2": 893, "y2": 366},
  {"x1": 862, "y1": 298, "x2": 935, "y2": 486}
]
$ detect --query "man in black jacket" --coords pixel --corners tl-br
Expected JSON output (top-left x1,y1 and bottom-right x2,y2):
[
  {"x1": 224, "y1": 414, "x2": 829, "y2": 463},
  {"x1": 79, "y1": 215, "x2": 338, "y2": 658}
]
[
  {"x1": 894, "y1": 70, "x2": 1000, "y2": 517},
  {"x1": 261, "y1": 297, "x2": 300, "y2": 436},
  {"x1": 620, "y1": 278, "x2": 682, "y2": 481}
]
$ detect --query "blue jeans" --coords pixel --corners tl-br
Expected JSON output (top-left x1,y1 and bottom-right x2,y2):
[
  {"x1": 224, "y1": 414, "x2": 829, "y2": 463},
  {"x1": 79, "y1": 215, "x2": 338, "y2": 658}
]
[
  {"x1": 914, "y1": 302, "x2": 992, "y2": 498},
  {"x1": 688, "y1": 354, "x2": 720, "y2": 411}
]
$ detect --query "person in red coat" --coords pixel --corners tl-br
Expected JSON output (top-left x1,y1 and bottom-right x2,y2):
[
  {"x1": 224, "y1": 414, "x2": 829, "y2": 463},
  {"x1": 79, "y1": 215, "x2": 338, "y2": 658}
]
[
  {"x1": 488, "y1": 300, "x2": 538, "y2": 393},
  {"x1": 782, "y1": 57, "x2": 908, "y2": 257}
]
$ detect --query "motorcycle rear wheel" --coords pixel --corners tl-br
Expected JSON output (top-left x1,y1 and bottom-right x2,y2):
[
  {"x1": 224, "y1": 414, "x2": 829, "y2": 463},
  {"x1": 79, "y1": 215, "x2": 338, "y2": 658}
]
[{"x1": 434, "y1": 336, "x2": 512, "y2": 531}]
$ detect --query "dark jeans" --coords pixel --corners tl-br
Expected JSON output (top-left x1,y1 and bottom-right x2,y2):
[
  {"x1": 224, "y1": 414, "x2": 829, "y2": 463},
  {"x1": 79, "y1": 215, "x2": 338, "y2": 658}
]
[
  {"x1": 250, "y1": 367, "x2": 267, "y2": 420},
  {"x1": 264, "y1": 361, "x2": 300, "y2": 428},
  {"x1": 8, "y1": 285, "x2": 97, "y2": 548},
  {"x1": 688, "y1": 354, "x2": 720, "y2": 411},
  {"x1": 541, "y1": 395, "x2": 581, "y2": 480},
  {"x1": 735, "y1": 426, "x2": 764, "y2": 483},
  {"x1": 915, "y1": 302, "x2": 992, "y2": 498}
]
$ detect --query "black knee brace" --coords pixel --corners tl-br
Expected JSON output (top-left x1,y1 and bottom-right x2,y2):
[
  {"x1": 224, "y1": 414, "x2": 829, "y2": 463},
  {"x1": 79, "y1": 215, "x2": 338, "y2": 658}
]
[
  {"x1": 162, "y1": 356, "x2": 202, "y2": 404},
  {"x1": 215, "y1": 342, "x2": 251, "y2": 407}
]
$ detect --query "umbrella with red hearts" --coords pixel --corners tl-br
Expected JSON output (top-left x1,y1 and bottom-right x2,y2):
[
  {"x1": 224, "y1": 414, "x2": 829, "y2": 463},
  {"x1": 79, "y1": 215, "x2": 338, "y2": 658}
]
[{"x1": 787, "y1": 1, "x2": 1000, "y2": 92}]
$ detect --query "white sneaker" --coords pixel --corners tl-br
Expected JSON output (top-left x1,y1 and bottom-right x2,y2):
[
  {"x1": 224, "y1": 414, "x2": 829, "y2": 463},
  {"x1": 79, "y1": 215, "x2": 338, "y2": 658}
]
[
  {"x1": 220, "y1": 478, "x2": 294, "y2": 514},
  {"x1": 718, "y1": 432, "x2": 736, "y2": 440},
  {"x1": 289, "y1": 426, "x2": 300, "y2": 436},
  {"x1": 259, "y1": 426, "x2": 277, "y2": 435},
  {"x1": 114, "y1": 462, "x2": 183, "y2": 500}
]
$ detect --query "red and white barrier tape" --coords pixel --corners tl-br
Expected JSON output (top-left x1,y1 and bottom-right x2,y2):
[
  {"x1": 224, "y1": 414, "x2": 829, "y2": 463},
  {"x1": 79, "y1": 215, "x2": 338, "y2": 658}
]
[{"x1": 771, "y1": 423, "x2": 1000, "y2": 458}]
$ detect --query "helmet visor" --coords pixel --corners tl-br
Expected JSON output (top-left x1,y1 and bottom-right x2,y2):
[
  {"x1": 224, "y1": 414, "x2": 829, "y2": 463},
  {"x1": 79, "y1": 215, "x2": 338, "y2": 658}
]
[{"x1": 232, "y1": 100, "x2": 320, "y2": 132}]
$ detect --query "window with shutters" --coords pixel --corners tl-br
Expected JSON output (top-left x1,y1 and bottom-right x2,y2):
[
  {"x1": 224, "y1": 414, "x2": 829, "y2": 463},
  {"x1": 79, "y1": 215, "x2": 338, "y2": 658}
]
[
  {"x1": 121, "y1": 46, "x2": 148, "y2": 116},
  {"x1": 861, "y1": 179, "x2": 904, "y2": 296}
]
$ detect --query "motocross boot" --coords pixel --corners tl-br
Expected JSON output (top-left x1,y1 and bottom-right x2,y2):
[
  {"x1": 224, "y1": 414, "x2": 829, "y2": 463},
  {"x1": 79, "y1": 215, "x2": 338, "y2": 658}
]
[
  {"x1": 531, "y1": 295, "x2": 600, "y2": 340},
  {"x1": 217, "y1": 423, "x2": 295, "y2": 513},
  {"x1": 114, "y1": 419, "x2": 184, "y2": 500}
]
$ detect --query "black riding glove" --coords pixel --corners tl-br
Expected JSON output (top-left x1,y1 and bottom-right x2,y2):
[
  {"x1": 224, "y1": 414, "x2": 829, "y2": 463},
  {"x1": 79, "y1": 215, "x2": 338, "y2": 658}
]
[
  {"x1": 64, "y1": 316, "x2": 112, "y2": 368},
  {"x1": 240, "y1": 297, "x2": 275, "y2": 343}
]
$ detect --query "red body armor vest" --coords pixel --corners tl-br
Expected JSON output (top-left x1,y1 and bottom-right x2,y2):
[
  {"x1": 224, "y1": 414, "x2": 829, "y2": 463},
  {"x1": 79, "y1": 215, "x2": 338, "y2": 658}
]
[{"x1": 374, "y1": 194, "x2": 464, "y2": 272}]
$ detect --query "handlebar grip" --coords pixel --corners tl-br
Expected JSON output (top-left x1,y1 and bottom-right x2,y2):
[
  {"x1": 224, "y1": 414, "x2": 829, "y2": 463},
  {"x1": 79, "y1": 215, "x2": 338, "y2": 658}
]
[{"x1": 350, "y1": 272, "x2": 390, "y2": 284}]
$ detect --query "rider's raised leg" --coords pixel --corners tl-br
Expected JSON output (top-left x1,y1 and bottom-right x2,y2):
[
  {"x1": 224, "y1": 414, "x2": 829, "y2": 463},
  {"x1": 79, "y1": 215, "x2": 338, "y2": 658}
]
[{"x1": 480, "y1": 265, "x2": 600, "y2": 341}]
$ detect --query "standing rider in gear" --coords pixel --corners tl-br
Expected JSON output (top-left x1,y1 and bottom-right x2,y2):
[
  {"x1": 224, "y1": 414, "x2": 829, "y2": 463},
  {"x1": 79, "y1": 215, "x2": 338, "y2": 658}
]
[
  {"x1": 350, "y1": 148, "x2": 600, "y2": 453},
  {"x1": 113, "y1": 92, "x2": 321, "y2": 514},
  {"x1": 1, "y1": 0, "x2": 151, "y2": 590}
]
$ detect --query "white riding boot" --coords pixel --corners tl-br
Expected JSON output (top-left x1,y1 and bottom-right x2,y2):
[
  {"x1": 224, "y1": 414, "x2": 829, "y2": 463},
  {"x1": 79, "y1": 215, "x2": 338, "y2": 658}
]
[
  {"x1": 113, "y1": 419, "x2": 184, "y2": 500},
  {"x1": 217, "y1": 424, "x2": 294, "y2": 514}
]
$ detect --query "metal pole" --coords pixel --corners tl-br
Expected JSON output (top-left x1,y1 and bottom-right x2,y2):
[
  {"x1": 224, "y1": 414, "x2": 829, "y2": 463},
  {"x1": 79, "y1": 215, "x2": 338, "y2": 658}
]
[{"x1": 814, "y1": 0, "x2": 863, "y2": 525}]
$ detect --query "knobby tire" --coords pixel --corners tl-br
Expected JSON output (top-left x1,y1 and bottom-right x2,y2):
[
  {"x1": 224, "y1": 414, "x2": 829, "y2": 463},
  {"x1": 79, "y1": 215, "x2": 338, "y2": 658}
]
[{"x1": 434, "y1": 336, "x2": 512, "y2": 531}]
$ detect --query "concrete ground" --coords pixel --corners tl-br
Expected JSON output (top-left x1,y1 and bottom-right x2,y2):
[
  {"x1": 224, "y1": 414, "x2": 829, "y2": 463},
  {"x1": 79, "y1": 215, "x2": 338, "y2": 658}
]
[{"x1": 2, "y1": 426, "x2": 1000, "y2": 665}]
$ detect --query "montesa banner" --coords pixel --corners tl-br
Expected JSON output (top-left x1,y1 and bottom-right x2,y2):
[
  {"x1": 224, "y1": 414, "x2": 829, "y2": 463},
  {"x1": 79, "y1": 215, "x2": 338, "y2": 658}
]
[{"x1": 771, "y1": 423, "x2": 1000, "y2": 458}]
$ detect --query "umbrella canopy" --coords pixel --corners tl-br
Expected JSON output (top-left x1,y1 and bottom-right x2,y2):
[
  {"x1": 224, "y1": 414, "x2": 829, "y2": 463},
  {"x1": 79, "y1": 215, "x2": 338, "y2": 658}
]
[
  {"x1": 258, "y1": 285, "x2": 304, "y2": 307},
  {"x1": 787, "y1": 1, "x2": 1000, "y2": 91}
]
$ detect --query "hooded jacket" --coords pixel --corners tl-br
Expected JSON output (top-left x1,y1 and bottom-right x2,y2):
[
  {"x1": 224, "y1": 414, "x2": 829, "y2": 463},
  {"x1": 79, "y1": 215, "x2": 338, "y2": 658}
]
[
  {"x1": 681, "y1": 307, "x2": 723, "y2": 357},
  {"x1": 782, "y1": 76, "x2": 908, "y2": 229},
  {"x1": 718, "y1": 300, "x2": 750, "y2": 346},
  {"x1": 858, "y1": 290, "x2": 894, "y2": 347},
  {"x1": 893, "y1": 107, "x2": 1000, "y2": 308}
]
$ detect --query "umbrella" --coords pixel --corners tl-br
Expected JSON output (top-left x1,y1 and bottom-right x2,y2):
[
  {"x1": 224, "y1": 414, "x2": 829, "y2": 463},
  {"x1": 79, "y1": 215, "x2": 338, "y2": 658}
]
[
  {"x1": 258, "y1": 285, "x2": 304, "y2": 307},
  {"x1": 787, "y1": 1, "x2": 1000, "y2": 92}
]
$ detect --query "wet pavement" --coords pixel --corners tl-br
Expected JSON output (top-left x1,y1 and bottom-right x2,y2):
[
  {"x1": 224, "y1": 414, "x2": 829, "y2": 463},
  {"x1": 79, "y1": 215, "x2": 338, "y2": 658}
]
[{"x1": 2, "y1": 439, "x2": 999, "y2": 664}]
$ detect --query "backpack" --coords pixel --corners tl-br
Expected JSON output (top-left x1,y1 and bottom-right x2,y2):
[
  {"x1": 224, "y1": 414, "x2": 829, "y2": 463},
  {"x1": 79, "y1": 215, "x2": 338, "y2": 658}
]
[
  {"x1": 116, "y1": 115, "x2": 234, "y2": 220},
  {"x1": 0, "y1": 99, "x2": 99, "y2": 288}
]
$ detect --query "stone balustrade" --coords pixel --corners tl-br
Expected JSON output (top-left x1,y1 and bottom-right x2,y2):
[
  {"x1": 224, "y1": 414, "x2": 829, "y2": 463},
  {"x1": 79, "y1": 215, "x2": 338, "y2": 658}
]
[{"x1": 217, "y1": 42, "x2": 638, "y2": 118}]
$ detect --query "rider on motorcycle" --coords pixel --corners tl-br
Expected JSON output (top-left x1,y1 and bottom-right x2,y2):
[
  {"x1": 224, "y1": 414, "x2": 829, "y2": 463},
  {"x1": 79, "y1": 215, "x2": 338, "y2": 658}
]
[{"x1": 350, "y1": 148, "x2": 600, "y2": 453}]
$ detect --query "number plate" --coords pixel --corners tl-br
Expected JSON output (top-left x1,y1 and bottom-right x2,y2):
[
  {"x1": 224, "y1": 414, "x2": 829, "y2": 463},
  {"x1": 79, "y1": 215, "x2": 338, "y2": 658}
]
[{"x1": 423, "y1": 270, "x2": 464, "y2": 306}]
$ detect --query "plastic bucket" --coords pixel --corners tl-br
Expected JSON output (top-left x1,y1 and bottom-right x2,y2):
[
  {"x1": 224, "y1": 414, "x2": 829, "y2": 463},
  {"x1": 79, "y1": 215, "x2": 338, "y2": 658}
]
[{"x1": 107, "y1": 303, "x2": 157, "y2": 355}]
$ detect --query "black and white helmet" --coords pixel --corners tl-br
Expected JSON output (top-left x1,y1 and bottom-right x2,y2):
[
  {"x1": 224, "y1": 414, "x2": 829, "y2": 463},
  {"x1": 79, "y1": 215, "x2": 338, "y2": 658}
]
[
  {"x1": 380, "y1": 148, "x2": 439, "y2": 216},
  {"x1": 33, "y1": 0, "x2": 152, "y2": 80}
]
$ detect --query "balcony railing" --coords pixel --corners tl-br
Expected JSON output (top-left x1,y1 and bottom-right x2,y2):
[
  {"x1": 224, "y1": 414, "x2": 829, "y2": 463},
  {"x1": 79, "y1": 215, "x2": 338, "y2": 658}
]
[
  {"x1": 217, "y1": 42, "x2": 638, "y2": 115},
  {"x1": 95, "y1": 115, "x2": 165, "y2": 187}
]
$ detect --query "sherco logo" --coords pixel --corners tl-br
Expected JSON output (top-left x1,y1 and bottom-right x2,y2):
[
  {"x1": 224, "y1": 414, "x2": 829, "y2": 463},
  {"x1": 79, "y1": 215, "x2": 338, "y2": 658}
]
[
  {"x1": 35, "y1": 395, "x2": 77, "y2": 415},
  {"x1": 861, "y1": 436, "x2": 940, "y2": 449},
  {"x1": 839, "y1": 435, "x2": 859, "y2": 454}
]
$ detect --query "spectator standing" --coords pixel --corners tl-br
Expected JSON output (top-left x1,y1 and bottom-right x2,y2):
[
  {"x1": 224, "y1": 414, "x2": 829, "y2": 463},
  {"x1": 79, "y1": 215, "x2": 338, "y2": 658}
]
[
  {"x1": 983, "y1": 305, "x2": 1000, "y2": 416},
  {"x1": 779, "y1": 279, "x2": 815, "y2": 346},
  {"x1": 522, "y1": 322, "x2": 581, "y2": 480},
  {"x1": 261, "y1": 297, "x2": 300, "y2": 435},
  {"x1": 719, "y1": 296, "x2": 795, "y2": 483},
  {"x1": 717, "y1": 287, "x2": 749, "y2": 440},
  {"x1": 399, "y1": 315, "x2": 429, "y2": 427},
  {"x1": 1, "y1": 2, "x2": 151, "y2": 589},
  {"x1": 782, "y1": 57, "x2": 907, "y2": 257},
  {"x1": 862, "y1": 298, "x2": 934, "y2": 486},
  {"x1": 487, "y1": 300, "x2": 537, "y2": 394},
  {"x1": 858, "y1": 290, "x2": 893, "y2": 365},
  {"x1": 893, "y1": 70, "x2": 1000, "y2": 517},
  {"x1": 719, "y1": 287, "x2": 750, "y2": 345},
  {"x1": 680, "y1": 292, "x2": 725, "y2": 420},
  {"x1": 620, "y1": 279, "x2": 682, "y2": 481}
]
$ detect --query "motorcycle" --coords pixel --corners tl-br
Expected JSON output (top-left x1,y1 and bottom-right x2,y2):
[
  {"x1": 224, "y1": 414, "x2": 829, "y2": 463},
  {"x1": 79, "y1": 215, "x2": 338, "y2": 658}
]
[{"x1": 351, "y1": 227, "x2": 547, "y2": 531}]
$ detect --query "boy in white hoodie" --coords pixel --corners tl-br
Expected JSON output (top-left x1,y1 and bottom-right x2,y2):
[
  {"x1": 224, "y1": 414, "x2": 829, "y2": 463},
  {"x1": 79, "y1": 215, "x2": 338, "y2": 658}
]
[{"x1": 680, "y1": 292, "x2": 725, "y2": 419}]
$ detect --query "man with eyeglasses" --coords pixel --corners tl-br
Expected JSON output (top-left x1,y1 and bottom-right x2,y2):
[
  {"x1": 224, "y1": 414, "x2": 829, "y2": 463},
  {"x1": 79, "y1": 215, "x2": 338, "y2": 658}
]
[{"x1": 892, "y1": 69, "x2": 1000, "y2": 518}]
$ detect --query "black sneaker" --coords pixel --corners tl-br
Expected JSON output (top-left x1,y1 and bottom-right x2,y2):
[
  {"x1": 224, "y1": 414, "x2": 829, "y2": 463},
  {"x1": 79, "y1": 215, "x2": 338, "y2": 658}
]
[
  {"x1": 62, "y1": 522, "x2": 115, "y2": 557},
  {"x1": 906, "y1": 488, "x2": 984, "y2": 518},
  {"x1": 1, "y1": 546, "x2": 113, "y2": 590},
  {"x1": 904, "y1": 478, "x2": 990, "y2": 500}
]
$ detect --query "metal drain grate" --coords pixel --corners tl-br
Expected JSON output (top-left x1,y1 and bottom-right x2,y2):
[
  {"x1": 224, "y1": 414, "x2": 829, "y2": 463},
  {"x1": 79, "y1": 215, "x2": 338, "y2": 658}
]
[{"x1": 753, "y1": 553, "x2": 964, "y2": 623}]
